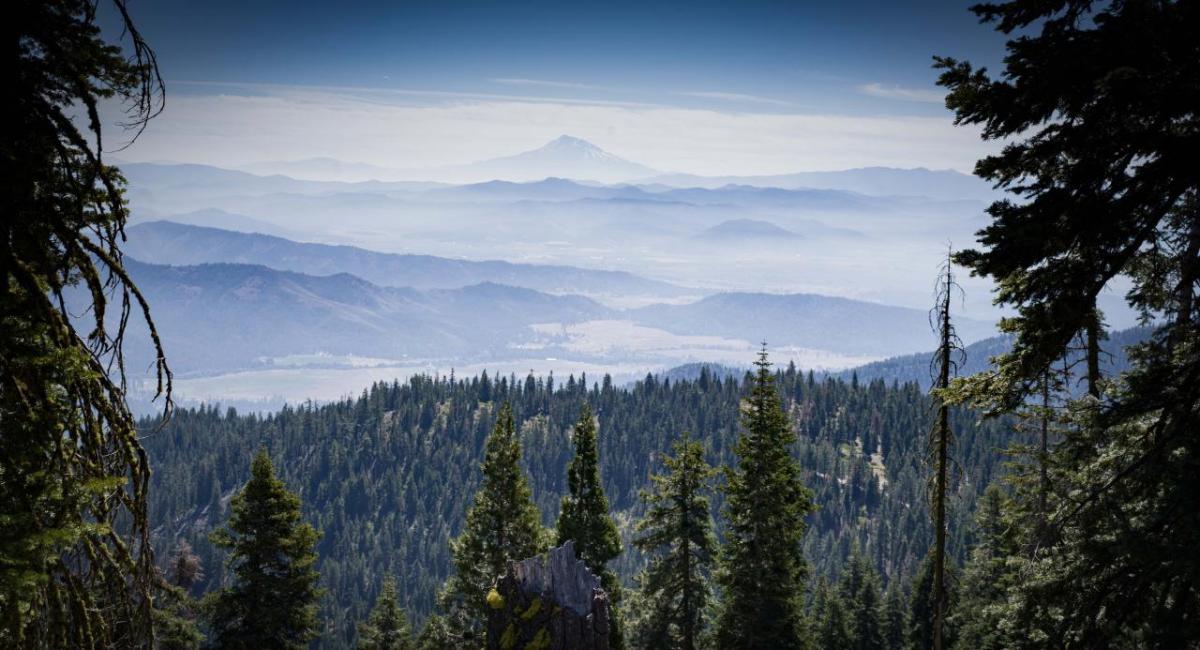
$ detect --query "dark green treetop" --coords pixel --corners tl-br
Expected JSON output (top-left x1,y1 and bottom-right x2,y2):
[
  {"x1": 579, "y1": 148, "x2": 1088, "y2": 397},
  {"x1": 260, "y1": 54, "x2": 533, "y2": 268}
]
[
  {"x1": 359, "y1": 574, "x2": 414, "y2": 650},
  {"x1": 938, "y1": 0, "x2": 1200, "y2": 643},
  {"x1": 716, "y1": 347, "x2": 816, "y2": 648},
  {"x1": 206, "y1": 450, "x2": 322, "y2": 649},
  {"x1": 557, "y1": 402, "x2": 623, "y2": 574},
  {"x1": 631, "y1": 431, "x2": 718, "y2": 650},
  {"x1": 839, "y1": 550, "x2": 886, "y2": 650},
  {"x1": 812, "y1": 577, "x2": 854, "y2": 650},
  {"x1": 438, "y1": 402, "x2": 547, "y2": 643},
  {"x1": 556, "y1": 401, "x2": 625, "y2": 647}
]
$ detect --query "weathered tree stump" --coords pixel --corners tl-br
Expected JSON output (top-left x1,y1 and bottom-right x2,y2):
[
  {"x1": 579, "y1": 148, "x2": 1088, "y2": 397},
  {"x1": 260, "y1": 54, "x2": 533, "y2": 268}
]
[{"x1": 486, "y1": 540, "x2": 609, "y2": 650}]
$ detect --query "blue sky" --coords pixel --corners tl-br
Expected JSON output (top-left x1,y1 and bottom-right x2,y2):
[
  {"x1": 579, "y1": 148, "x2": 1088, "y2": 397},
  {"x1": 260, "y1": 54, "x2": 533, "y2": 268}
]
[{"x1": 103, "y1": 0, "x2": 1010, "y2": 174}]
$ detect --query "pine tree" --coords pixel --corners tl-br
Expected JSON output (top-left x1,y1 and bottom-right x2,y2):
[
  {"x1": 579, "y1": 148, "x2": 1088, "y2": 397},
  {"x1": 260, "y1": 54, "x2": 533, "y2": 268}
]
[
  {"x1": 359, "y1": 575, "x2": 413, "y2": 650},
  {"x1": 205, "y1": 450, "x2": 322, "y2": 649},
  {"x1": 883, "y1": 584, "x2": 907, "y2": 650},
  {"x1": 438, "y1": 403, "x2": 546, "y2": 643},
  {"x1": 952, "y1": 488, "x2": 1015, "y2": 650},
  {"x1": 937, "y1": 0, "x2": 1200, "y2": 643},
  {"x1": 631, "y1": 432, "x2": 717, "y2": 650},
  {"x1": 812, "y1": 577, "x2": 854, "y2": 650},
  {"x1": 716, "y1": 346, "x2": 816, "y2": 648},
  {"x1": 556, "y1": 401, "x2": 624, "y2": 646},
  {"x1": 840, "y1": 552, "x2": 885, "y2": 650},
  {"x1": 169, "y1": 540, "x2": 204, "y2": 593}
]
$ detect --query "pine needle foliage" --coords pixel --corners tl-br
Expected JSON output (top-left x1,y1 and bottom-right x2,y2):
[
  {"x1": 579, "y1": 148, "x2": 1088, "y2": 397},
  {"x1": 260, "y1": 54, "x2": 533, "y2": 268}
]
[
  {"x1": 359, "y1": 575, "x2": 414, "y2": 650},
  {"x1": 556, "y1": 401, "x2": 624, "y2": 646},
  {"x1": 205, "y1": 450, "x2": 321, "y2": 649},
  {"x1": 938, "y1": 0, "x2": 1200, "y2": 643},
  {"x1": 438, "y1": 403, "x2": 546, "y2": 644},
  {"x1": 716, "y1": 347, "x2": 816, "y2": 648},
  {"x1": 631, "y1": 432, "x2": 717, "y2": 650}
]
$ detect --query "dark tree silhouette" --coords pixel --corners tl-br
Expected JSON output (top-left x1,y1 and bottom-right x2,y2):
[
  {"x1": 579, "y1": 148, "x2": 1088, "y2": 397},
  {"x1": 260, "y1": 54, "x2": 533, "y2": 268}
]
[{"x1": 3, "y1": 0, "x2": 169, "y2": 645}]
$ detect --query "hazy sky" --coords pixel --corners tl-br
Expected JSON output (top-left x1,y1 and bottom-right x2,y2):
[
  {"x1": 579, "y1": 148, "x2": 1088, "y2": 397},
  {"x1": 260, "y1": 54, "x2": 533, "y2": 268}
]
[{"x1": 102, "y1": 0, "x2": 1009, "y2": 174}]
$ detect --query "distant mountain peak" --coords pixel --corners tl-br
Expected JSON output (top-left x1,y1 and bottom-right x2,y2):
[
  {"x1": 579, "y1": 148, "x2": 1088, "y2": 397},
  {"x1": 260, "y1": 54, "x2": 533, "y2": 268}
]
[
  {"x1": 545, "y1": 134, "x2": 598, "y2": 149},
  {"x1": 423, "y1": 135, "x2": 659, "y2": 183},
  {"x1": 524, "y1": 135, "x2": 624, "y2": 163}
]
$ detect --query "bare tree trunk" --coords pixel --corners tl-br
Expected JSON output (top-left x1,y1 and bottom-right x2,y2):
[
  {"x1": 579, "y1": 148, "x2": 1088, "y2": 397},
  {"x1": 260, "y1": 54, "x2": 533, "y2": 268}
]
[
  {"x1": 931, "y1": 258, "x2": 956, "y2": 650},
  {"x1": 1085, "y1": 312, "x2": 1102, "y2": 398}
]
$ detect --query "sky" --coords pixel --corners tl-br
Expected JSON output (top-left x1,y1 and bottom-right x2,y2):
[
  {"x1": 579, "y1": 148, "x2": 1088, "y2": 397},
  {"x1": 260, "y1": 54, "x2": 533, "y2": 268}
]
[{"x1": 101, "y1": 0, "x2": 1011, "y2": 175}]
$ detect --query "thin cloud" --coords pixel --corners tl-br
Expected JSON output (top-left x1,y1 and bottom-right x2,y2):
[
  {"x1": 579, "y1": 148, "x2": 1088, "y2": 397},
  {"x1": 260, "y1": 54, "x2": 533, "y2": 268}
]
[
  {"x1": 678, "y1": 91, "x2": 795, "y2": 107},
  {"x1": 490, "y1": 77, "x2": 605, "y2": 90},
  {"x1": 170, "y1": 79, "x2": 661, "y2": 109},
  {"x1": 858, "y1": 82, "x2": 945, "y2": 104}
]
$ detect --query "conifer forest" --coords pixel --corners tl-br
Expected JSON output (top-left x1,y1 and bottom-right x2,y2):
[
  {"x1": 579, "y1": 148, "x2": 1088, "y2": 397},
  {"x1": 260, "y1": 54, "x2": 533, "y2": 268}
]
[{"x1": 4, "y1": 0, "x2": 1198, "y2": 648}]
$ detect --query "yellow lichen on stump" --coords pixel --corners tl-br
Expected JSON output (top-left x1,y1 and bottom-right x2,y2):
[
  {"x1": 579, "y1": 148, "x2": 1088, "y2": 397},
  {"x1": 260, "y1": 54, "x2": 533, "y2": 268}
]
[{"x1": 487, "y1": 588, "x2": 506, "y2": 610}]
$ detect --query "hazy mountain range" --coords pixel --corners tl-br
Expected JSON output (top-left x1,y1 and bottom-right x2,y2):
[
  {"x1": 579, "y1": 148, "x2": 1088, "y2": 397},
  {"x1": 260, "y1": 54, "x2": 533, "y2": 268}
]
[
  {"x1": 221, "y1": 136, "x2": 999, "y2": 203},
  {"x1": 105, "y1": 135, "x2": 1031, "y2": 409},
  {"x1": 116, "y1": 223, "x2": 994, "y2": 388},
  {"x1": 124, "y1": 221, "x2": 693, "y2": 299}
]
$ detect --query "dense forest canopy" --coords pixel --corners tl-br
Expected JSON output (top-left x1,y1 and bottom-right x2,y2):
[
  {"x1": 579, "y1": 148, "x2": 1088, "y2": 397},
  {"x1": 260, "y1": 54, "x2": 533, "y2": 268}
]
[
  {"x1": 140, "y1": 366, "x2": 1012, "y2": 646},
  {"x1": 7, "y1": 0, "x2": 1199, "y2": 647}
]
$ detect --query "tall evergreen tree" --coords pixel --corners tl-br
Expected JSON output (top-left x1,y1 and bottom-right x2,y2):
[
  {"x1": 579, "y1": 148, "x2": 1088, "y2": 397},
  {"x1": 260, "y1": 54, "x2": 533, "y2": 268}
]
[
  {"x1": 840, "y1": 551, "x2": 886, "y2": 650},
  {"x1": 938, "y1": 0, "x2": 1200, "y2": 643},
  {"x1": 438, "y1": 403, "x2": 546, "y2": 644},
  {"x1": 359, "y1": 575, "x2": 413, "y2": 650},
  {"x1": 205, "y1": 450, "x2": 321, "y2": 649},
  {"x1": 556, "y1": 402, "x2": 624, "y2": 646},
  {"x1": 883, "y1": 584, "x2": 907, "y2": 650},
  {"x1": 951, "y1": 488, "x2": 1015, "y2": 650},
  {"x1": 3, "y1": 1, "x2": 170, "y2": 645},
  {"x1": 716, "y1": 347, "x2": 816, "y2": 648},
  {"x1": 812, "y1": 577, "x2": 854, "y2": 650},
  {"x1": 631, "y1": 432, "x2": 718, "y2": 650}
]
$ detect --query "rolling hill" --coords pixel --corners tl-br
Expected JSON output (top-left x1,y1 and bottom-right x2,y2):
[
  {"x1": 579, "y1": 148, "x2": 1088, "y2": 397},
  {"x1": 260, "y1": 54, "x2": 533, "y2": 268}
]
[{"x1": 124, "y1": 221, "x2": 692, "y2": 298}]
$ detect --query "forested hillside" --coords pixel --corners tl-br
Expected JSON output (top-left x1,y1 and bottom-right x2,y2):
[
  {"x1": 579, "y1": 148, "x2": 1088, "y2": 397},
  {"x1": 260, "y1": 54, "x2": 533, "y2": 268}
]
[{"x1": 142, "y1": 365, "x2": 1011, "y2": 647}]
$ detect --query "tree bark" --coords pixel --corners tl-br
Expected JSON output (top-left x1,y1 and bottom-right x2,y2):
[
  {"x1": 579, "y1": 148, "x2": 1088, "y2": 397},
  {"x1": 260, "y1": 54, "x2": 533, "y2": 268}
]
[{"x1": 487, "y1": 541, "x2": 610, "y2": 650}]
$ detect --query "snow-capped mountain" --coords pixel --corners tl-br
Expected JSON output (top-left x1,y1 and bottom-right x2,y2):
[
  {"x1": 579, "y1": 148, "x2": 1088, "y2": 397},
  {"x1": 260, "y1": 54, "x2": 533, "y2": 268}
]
[{"x1": 426, "y1": 135, "x2": 661, "y2": 183}]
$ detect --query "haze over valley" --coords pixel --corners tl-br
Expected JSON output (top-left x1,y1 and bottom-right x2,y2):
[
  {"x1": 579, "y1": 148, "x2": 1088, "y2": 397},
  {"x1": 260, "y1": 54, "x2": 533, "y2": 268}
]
[{"x1": 108, "y1": 135, "x2": 1020, "y2": 409}]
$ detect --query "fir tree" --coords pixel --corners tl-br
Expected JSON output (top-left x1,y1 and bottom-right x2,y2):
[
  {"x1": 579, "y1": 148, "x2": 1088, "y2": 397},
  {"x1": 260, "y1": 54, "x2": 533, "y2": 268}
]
[
  {"x1": 883, "y1": 585, "x2": 907, "y2": 650},
  {"x1": 205, "y1": 450, "x2": 322, "y2": 649},
  {"x1": 438, "y1": 403, "x2": 546, "y2": 643},
  {"x1": 169, "y1": 540, "x2": 205, "y2": 593},
  {"x1": 359, "y1": 575, "x2": 413, "y2": 650},
  {"x1": 840, "y1": 552, "x2": 885, "y2": 650},
  {"x1": 153, "y1": 540, "x2": 205, "y2": 649},
  {"x1": 716, "y1": 347, "x2": 816, "y2": 648},
  {"x1": 631, "y1": 432, "x2": 717, "y2": 650},
  {"x1": 951, "y1": 488, "x2": 1015, "y2": 650},
  {"x1": 938, "y1": 0, "x2": 1200, "y2": 643},
  {"x1": 812, "y1": 577, "x2": 854, "y2": 650},
  {"x1": 556, "y1": 401, "x2": 624, "y2": 646}
]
